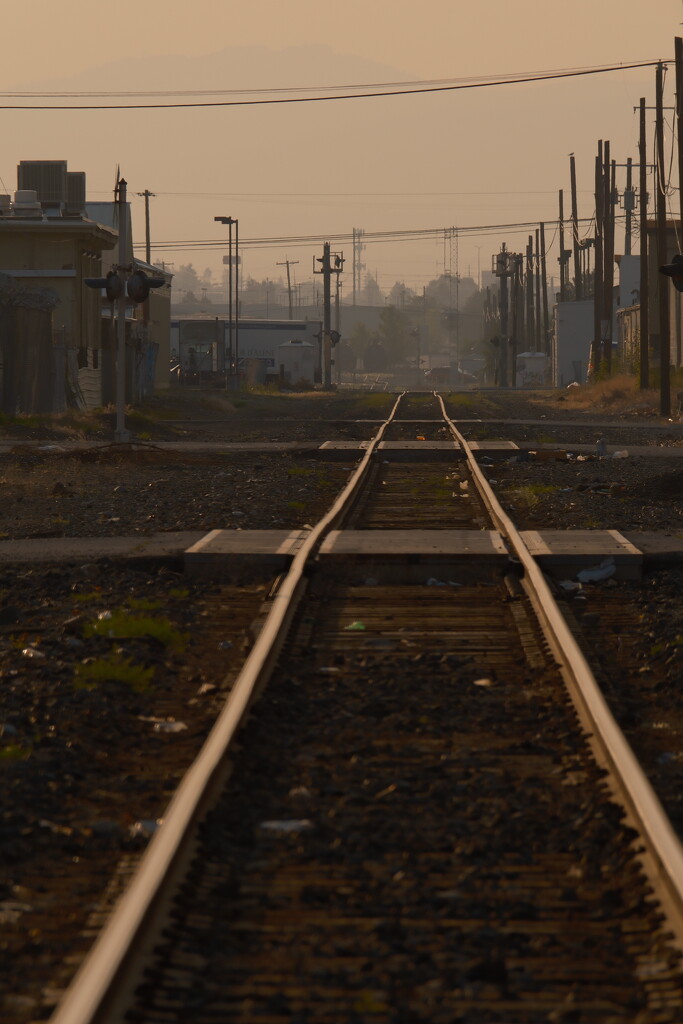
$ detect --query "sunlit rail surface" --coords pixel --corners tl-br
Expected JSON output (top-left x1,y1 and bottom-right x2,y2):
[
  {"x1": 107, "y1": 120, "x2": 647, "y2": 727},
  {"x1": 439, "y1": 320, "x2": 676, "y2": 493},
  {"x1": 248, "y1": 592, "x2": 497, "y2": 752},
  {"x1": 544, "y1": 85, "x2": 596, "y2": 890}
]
[{"x1": 51, "y1": 392, "x2": 683, "y2": 1024}]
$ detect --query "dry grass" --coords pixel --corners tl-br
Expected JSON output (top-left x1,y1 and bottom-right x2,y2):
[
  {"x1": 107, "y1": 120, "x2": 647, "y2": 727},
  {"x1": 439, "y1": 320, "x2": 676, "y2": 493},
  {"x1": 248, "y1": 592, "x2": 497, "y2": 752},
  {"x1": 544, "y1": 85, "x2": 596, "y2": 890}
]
[{"x1": 545, "y1": 375, "x2": 662, "y2": 416}]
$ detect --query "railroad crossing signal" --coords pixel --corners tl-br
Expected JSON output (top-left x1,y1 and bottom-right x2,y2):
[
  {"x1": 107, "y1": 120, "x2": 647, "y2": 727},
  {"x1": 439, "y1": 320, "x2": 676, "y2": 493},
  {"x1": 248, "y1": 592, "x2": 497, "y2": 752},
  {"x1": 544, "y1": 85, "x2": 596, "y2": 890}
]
[
  {"x1": 85, "y1": 269, "x2": 165, "y2": 303},
  {"x1": 659, "y1": 254, "x2": 683, "y2": 293},
  {"x1": 84, "y1": 270, "x2": 123, "y2": 302}
]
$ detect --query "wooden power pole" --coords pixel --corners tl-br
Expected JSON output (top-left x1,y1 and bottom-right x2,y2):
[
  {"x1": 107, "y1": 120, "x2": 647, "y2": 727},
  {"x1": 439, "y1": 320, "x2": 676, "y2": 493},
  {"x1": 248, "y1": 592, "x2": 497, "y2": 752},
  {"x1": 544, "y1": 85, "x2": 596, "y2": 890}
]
[
  {"x1": 675, "y1": 37, "x2": 683, "y2": 368},
  {"x1": 540, "y1": 222, "x2": 549, "y2": 353},
  {"x1": 276, "y1": 259, "x2": 299, "y2": 320},
  {"x1": 558, "y1": 190, "x2": 567, "y2": 302},
  {"x1": 136, "y1": 189, "x2": 155, "y2": 264},
  {"x1": 639, "y1": 97, "x2": 650, "y2": 389},
  {"x1": 570, "y1": 154, "x2": 582, "y2": 300},
  {"x1": 602, "y1": 143, "x2": 615, "y2": 372},
  {"x1": 591, "y1": 141, "x2": 604, "y2": 376},
  {"x1": 656, "y1": 62, "x2": 671, "y2": 416}
]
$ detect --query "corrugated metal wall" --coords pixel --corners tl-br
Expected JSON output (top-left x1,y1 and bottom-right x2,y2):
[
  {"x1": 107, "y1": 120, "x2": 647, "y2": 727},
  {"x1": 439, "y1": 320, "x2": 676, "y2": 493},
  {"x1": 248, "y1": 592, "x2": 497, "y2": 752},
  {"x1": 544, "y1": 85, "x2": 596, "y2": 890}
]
[{"x1": 0, "y1": 306, "x2": 55, "y2": 414}]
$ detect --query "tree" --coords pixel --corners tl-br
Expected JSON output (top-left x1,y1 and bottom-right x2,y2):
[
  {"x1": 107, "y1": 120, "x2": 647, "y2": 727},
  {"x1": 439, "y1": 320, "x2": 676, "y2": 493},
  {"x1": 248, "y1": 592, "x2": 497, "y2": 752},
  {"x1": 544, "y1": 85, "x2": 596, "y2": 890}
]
[
  {"x1": 377, "y1": 305, "x2": 412, "y2": 364},
  {"x1": 387, "y1": 281, "x2": 416, "y2": 308},
  {"x1": 360, "y1": 273, "x2": 384, "y2": 306}
]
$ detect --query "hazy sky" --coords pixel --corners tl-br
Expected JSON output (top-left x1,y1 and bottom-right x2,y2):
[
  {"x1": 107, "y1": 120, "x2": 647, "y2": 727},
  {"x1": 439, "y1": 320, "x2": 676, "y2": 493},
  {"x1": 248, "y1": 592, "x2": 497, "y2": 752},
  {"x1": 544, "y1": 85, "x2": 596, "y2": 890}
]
[
  {"x1": 3, "y1": 0, "x2": 678, "y2": 85},
  {"x1": 2, "y1": 0, "x2": 682, "y2": 297}
]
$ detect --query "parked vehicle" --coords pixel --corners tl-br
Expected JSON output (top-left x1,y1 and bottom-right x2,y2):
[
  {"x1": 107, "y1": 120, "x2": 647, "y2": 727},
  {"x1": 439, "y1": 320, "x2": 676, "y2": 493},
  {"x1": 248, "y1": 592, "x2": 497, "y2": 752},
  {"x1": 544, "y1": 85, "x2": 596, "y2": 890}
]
[{"x1": 424, "y1": 366, "x2": 477, "y2": 385}]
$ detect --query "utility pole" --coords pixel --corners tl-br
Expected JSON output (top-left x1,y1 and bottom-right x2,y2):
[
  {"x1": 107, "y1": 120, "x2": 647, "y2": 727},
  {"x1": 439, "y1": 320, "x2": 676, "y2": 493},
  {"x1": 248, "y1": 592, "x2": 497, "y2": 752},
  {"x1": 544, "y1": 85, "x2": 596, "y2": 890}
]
[
  {"x1": 323, "y1": 244, "x2": 331, "y2": 387},
  {"x1": 352, "y1": 228, "x2": 365, "y2": 305},
  {"x1": 570, "y1": 153, "x2": 582, "y2": 300},
  {"x1": 639, "y1": 97, "x2": 650, "y2": 389},
  {"x1": 314, "y1": 243, "x2": 333, "y2": 387},
  {"x1": 624, "y1": 158, "x2": 634, "y2": 257},
  {"x1": 540, "y1": 222, "x2": 549, "y2": 354},
  {"x1": 512, "y1": 254, "x2": 523, "y2": 383},
  {"x1": 115, "y1": 177, "x2": 130, "y2": 442},
  {"x1": 534, "y1": 228, "x2": 541, "y2": 351},
  {"x1": 136, "y1": 189, "x2": 155, "y2": 264},
  {"x1": 675, "y1": 37, "x2": 683, "y2": 368},
  {"x1": 602, "y1": 143, "x2": 615, "y2": 372},
  {"x1": 215, "y1": 216, "x2": 235, "y2": 380},
  {"x1": 656, "y1": 62, "x2": 671, "y2": 416},
  {"x1": 234, "y1": 218, "x2": 240, "y2": 376},
  {"x1": 591, "y1": 142, "x2": 604, "y2": 377},
  {"x1": 525, "y1": 235, "x2": 534, "y2": 351},
  {"x1": 276, "y1": 258, "x2": 299, "y2": 320},
  {"x1": 494, "y1": 244, "x2": 511, "y2": 386},
  {"x1": 558, "y1": 190, "x2": 567, "y2": 302},
  {"x1": 352, "y1": 228, "x2": 356, "y2": 305}
]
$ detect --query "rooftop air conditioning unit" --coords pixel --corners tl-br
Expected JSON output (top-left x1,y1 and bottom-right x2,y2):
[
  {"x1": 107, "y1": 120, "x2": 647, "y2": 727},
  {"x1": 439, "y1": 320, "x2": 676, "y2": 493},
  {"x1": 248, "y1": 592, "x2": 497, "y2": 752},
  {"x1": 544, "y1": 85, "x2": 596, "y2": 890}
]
[
  {"x1": 12, "y1": 189, "x2": 43, "y2": 217},
  {"x1": 66, "y1": 171, "x2": 86, "y2": 214},
  {"x1": 17, "y1": 160, "x2": 68, "y2": 204}
]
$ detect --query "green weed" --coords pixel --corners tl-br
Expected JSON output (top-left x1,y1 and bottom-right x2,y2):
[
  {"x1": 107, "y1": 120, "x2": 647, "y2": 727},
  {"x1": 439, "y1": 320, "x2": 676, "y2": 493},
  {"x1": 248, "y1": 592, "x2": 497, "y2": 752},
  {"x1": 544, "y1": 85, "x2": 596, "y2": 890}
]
[
  {"x1": 74, "y1": 655, "x2": 155, "y2": 692},
  {"x1": 72, "y1": 591, "x2": 103, "y2": 604},
  {"x1": 84, "y1": 611, "x2": 187, "y2": 651},
  {"x1": 126, "y1": 597, "x2": 164, "y2": 612},
  {"x1": 0, "y1": 744, "x2": 31, "y2": 762},
  {"x1": 508, "y1": 483, "x2": 560, "y2": 509}
]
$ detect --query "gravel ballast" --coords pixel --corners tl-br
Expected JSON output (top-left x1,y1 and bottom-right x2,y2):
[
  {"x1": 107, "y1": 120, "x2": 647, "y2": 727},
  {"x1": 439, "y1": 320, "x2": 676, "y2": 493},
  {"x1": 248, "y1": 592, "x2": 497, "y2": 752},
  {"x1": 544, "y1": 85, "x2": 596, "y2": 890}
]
[{"x1": 2, "y1": 384, "x2": 683, "y2": 1022}]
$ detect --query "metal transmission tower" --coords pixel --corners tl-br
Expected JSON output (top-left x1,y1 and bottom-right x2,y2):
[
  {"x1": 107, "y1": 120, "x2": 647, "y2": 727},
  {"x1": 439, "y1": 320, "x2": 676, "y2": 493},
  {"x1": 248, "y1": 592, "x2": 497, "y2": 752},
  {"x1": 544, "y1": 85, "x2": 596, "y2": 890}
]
[{"x1": 352, "y1": 228, "x2": 365, "y2": 305}]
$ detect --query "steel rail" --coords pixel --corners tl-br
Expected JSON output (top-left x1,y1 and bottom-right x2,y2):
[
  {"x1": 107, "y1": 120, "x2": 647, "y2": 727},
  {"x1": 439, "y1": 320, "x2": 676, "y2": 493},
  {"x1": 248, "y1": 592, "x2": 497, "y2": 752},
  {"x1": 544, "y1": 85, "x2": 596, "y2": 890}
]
[
  {"x1": 50, "y1": 397, "x2": 405, "y2": 1024},
  {"x1": 438, "y1": 393, "x2": 683, "y2": 950}
]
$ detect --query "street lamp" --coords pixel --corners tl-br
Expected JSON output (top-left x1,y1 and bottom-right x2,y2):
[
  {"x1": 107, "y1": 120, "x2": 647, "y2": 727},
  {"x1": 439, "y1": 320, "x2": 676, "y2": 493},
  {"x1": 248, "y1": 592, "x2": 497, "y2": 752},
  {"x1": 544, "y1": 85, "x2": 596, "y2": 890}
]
[{"x1": 214, "y1": 216, "x2": 239, "y2": 379}]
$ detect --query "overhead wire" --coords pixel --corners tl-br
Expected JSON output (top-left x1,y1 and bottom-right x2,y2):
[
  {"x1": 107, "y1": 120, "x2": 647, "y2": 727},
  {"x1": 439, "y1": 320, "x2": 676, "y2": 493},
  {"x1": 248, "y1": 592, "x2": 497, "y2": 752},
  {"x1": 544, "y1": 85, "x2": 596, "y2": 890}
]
[
  {"x1": 0, "y1": 63, "x2": 661, "y2": 99},
  {"x1": 134, "y1": 216, "x2": 607, "y2": 255},
  {"x1": 0, "y1": 59, "x2": 668, "y2": 110}
]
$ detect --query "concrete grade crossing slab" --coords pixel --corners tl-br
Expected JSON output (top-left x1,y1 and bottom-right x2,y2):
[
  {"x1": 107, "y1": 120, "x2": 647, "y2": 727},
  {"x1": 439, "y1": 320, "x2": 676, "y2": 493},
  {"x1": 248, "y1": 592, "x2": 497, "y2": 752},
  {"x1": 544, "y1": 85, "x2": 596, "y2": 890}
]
[
  {"x1": 1, "y1": 528, "x2": 682, "y2": 581},
  {"x1": 521, "y1": 530, "x2": 644, "y2": 580},
  {"x1": 0, "y1": 531, "x2": 205, "y2": 565},
  {"x1": 2, "y1": 438, "x2": 683, "y2": 459},
  {"x1": 184, "y1": 530, "x2": 309, "y2": 578},
  {"x1": 319, "y1": 529, "x2": 508, "y2": 558}
]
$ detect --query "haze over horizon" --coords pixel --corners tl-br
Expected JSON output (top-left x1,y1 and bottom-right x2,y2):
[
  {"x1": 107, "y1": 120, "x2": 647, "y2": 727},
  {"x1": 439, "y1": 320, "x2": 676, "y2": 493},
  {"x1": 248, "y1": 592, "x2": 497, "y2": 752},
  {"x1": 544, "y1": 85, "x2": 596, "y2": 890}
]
[{"x1": 2, "y1": 0, "x2": 681, "y2": 296}]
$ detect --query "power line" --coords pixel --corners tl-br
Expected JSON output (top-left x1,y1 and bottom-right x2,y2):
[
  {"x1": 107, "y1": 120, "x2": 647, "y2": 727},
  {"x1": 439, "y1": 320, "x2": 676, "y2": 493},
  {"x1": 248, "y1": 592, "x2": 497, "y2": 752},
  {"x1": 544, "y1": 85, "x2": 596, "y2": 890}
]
[
  {"x1": 0, "y1": 63, "x2": 660, "y2": 99},
  {"x1": 0, "y1": 60, "x2": 667, "y2": 110},
  {"x1": 137, "y1": 217, "x2": 605, "y2": 254},
  {"x1": 123, "y1": 189, "x2": 584, "y2": 199}
]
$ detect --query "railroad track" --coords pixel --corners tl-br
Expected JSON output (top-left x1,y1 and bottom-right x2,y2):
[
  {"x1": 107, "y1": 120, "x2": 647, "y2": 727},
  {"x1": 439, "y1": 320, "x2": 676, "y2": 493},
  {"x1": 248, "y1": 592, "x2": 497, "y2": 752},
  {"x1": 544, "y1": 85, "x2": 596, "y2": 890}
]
[{"x1": 37, "y1": 393, "x2": 683, "y2": 1021}]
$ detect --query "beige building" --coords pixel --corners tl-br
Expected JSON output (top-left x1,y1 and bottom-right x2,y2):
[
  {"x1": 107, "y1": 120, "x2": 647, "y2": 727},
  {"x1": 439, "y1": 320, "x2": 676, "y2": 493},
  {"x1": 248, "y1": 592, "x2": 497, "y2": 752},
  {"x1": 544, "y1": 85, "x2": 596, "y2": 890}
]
[
  {"x1": 0, "y1": 177, "x2": 118, "y2": 413},
  {"x1": 0, "y1": 161, "x2": 173, "y2": 412}
]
